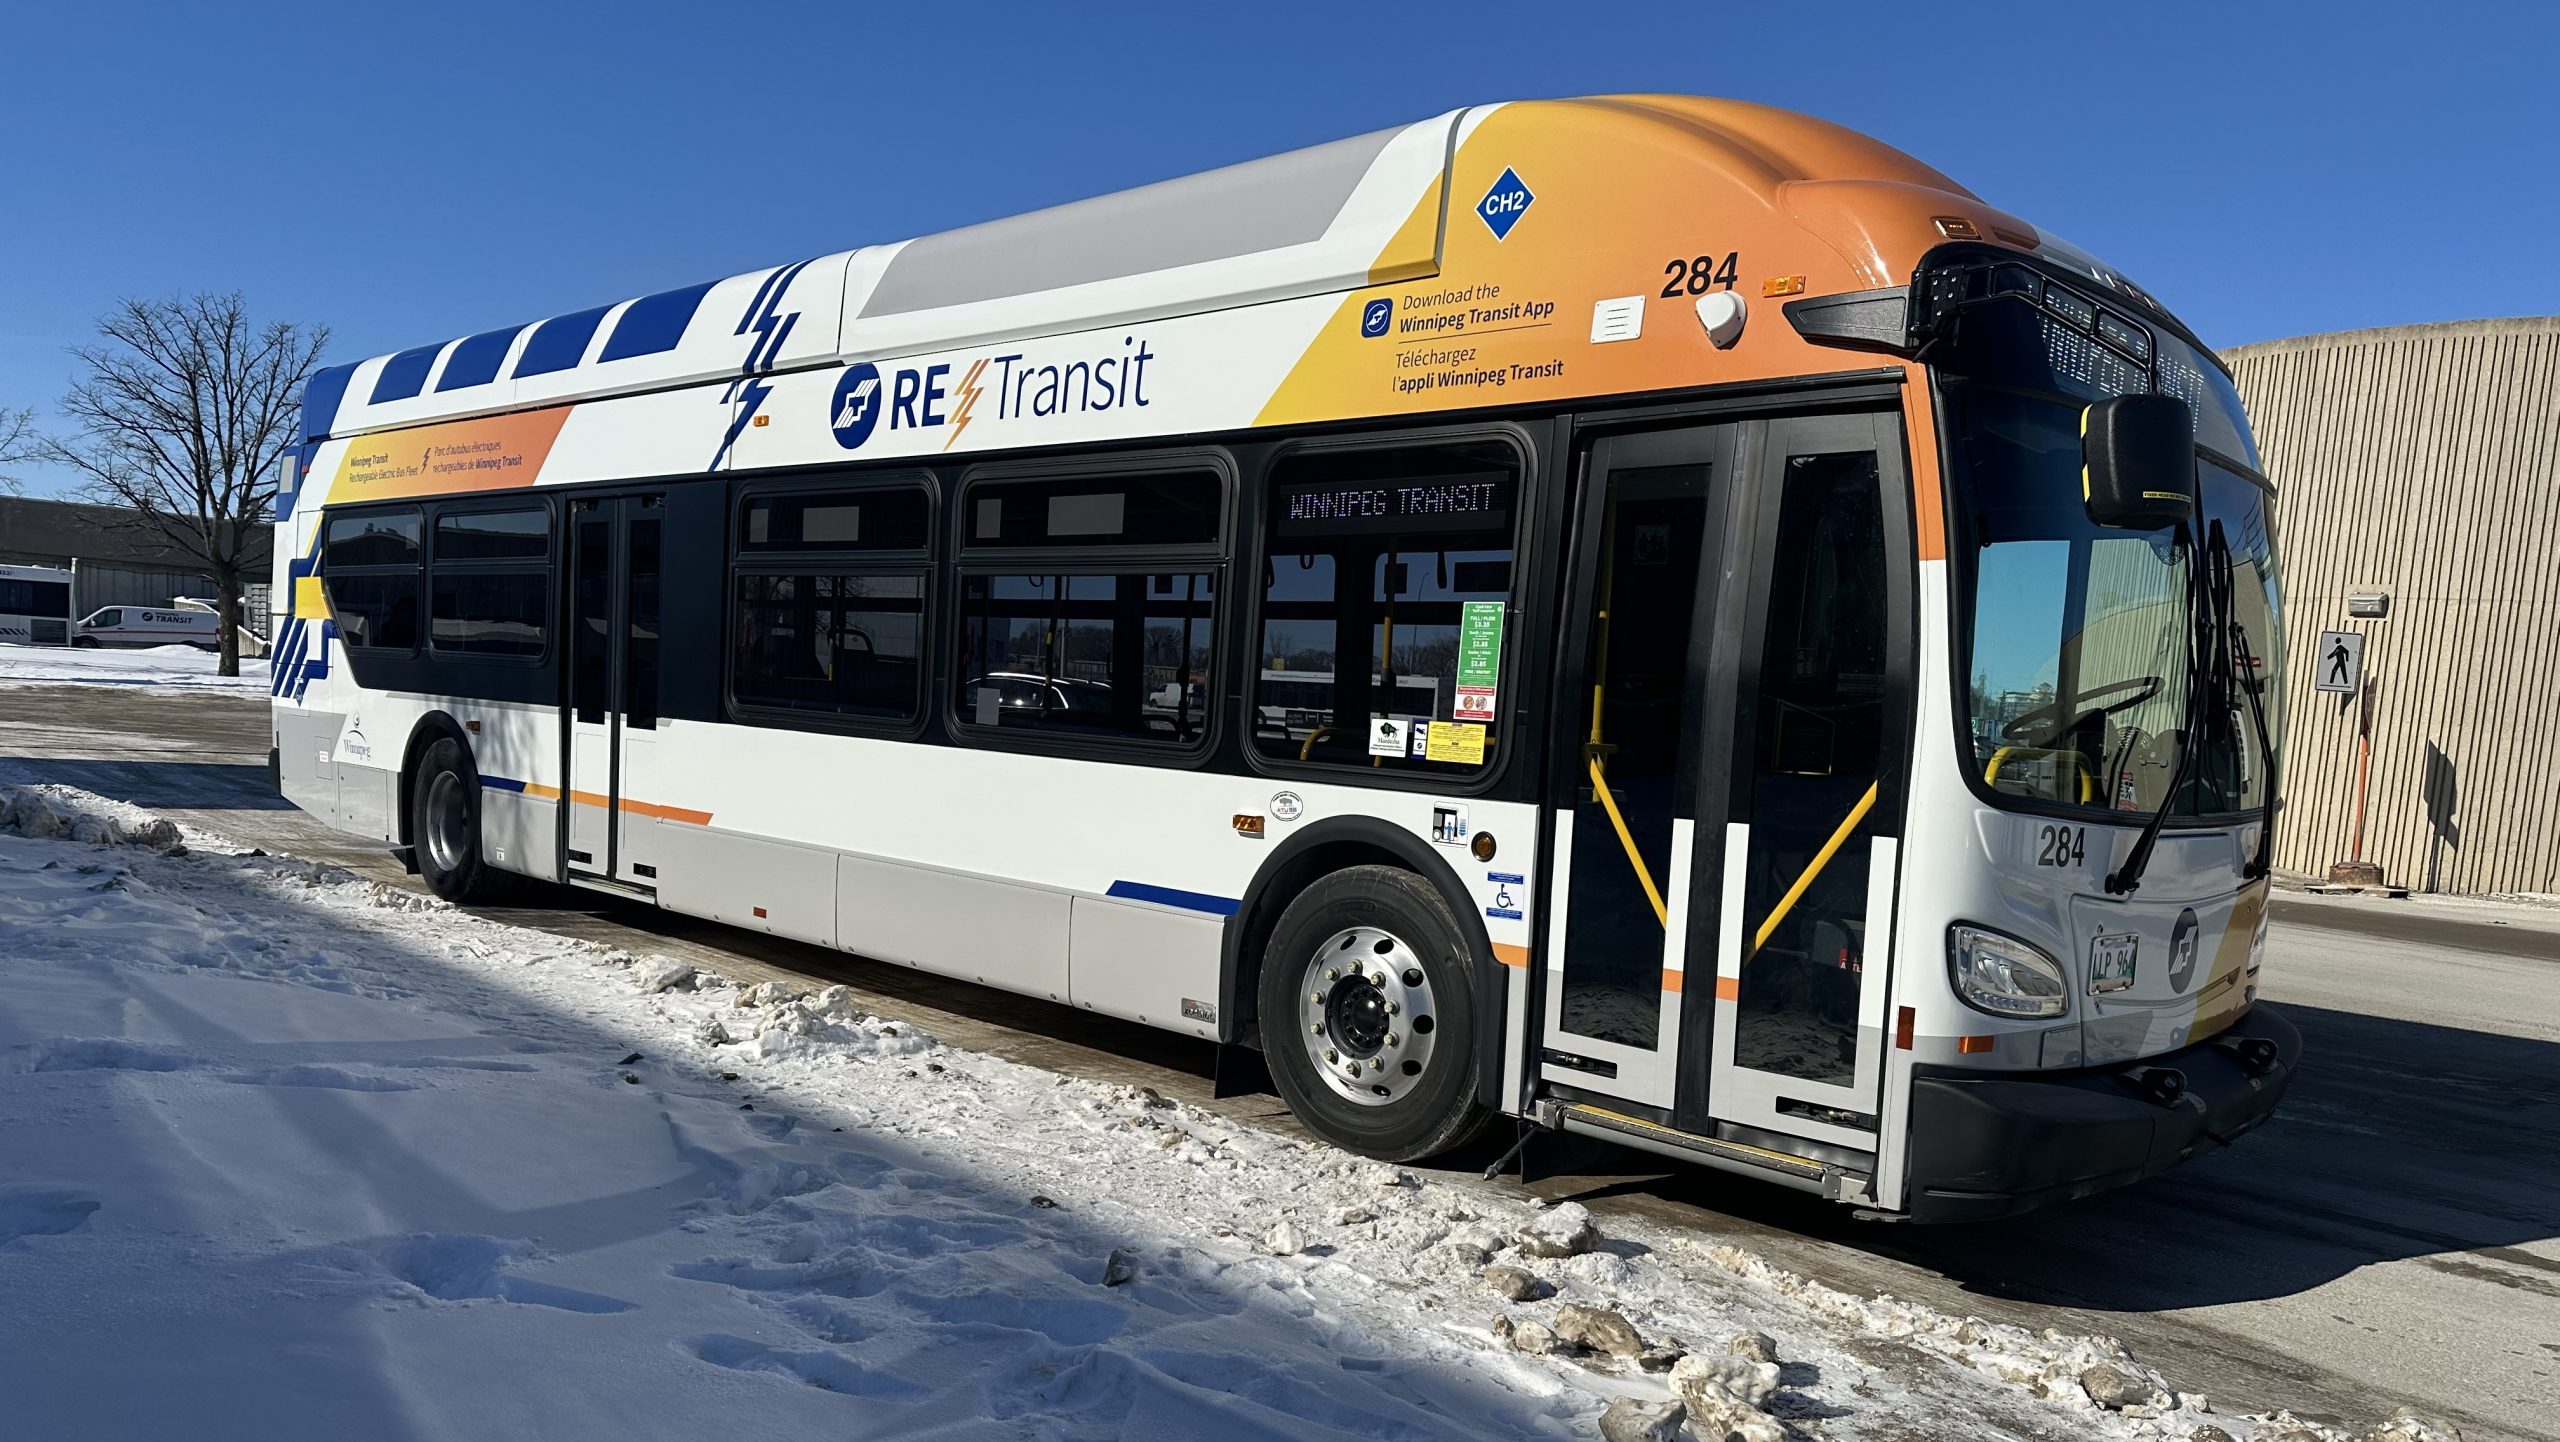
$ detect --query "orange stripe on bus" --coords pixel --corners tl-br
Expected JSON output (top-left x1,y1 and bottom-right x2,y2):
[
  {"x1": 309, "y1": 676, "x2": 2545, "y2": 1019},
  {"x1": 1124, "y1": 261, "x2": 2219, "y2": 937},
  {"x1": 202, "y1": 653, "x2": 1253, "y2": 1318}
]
[
  {"x1": 620, "y1": 799, "x2": 713, "y2": 826},
  {"x1": 551, "y1": 788, "x2": 711, "y2": 826},
  {"x1": 1661, "y1": 970, "x2": 1683, "y2": 994},
  {"x1": 1491, "y1": 942, "x2": 1531, "y2": 969},
  {"x1": 1714, "y1": 976, "x2": 1740, "y2": 1001},
  {"x1": 1900, "y1": 381, "x2": 1948, "y2": 562}
]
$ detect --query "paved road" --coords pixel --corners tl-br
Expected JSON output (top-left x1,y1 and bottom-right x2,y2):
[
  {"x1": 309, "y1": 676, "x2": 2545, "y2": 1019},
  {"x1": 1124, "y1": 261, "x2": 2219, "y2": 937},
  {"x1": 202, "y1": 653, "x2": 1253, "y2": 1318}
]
[{"x1": 5, "y1": 683, "x2": 2555, "y2": 1440}]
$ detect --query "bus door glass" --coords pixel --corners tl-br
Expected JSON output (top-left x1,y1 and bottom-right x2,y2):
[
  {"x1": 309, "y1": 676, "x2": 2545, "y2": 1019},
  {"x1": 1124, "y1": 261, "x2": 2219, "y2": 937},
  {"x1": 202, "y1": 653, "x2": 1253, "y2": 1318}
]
[
  {"x1": 1702, "y1": 413, "x2": 1910, "y2": 1151},
  {"x1": 564, "y1": 494, "x2": 665, "y2": 888},
  {"x1": 1539, "y1": 425, "x2": 1739, "y2": 1109}
]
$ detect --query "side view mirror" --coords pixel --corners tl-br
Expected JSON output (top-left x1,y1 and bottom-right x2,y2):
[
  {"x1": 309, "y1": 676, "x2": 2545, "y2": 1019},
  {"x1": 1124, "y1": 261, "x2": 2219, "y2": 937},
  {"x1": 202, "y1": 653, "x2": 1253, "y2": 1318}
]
[{"x1": 2081, "y1": 394, "x2": 2196, "y2": 531}]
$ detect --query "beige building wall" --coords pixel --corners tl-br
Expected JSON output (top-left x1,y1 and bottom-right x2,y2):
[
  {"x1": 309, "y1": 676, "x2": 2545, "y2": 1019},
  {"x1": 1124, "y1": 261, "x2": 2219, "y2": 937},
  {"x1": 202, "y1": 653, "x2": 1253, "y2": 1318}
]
[{"x1": 2222, "y1": 316, "x2": 2560, "y2": 896}]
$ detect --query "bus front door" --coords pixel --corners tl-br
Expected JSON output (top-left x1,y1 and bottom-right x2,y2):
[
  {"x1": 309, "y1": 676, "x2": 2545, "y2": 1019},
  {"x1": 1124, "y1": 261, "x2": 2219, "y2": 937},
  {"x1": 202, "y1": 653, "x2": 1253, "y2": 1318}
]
[
  {"x1": 563, "y1": 493, "x2": 666, "y2": 891},
  {"x1": 1539, "y1": 424, "x2": 1739, "y2": 1111},
  {"x1": 1543, "y1": 414, "x2": 1910, "y2": 1165}
]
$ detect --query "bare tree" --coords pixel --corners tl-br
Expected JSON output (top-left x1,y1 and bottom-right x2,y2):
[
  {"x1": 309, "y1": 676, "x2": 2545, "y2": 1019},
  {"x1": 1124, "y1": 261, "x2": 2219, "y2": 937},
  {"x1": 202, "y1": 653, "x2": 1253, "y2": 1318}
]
[
  {"x1": 47, "y1": 294, "x2": 327, "y2": 676},
  {"x1": 0, "y1": 406, "x2": 34, "y2": 495}
]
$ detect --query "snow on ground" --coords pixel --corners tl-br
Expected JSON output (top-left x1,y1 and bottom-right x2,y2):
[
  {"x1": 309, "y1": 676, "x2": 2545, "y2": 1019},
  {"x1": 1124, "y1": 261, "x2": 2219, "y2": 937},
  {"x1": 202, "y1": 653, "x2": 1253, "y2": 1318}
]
[
  {"x1": 0, "y1": 641, "x2": 270, "y2": 693},
  {"x1": 0, "y1": 783, "x2": 2438, "y2": 1442}
]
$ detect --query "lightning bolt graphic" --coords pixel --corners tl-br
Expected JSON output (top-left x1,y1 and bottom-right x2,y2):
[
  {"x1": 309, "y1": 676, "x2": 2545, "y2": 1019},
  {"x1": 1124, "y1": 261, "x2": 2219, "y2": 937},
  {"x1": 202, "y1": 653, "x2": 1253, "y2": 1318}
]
[{"x1": 943, "y1": 357, "x2": 988, "y2": 451}]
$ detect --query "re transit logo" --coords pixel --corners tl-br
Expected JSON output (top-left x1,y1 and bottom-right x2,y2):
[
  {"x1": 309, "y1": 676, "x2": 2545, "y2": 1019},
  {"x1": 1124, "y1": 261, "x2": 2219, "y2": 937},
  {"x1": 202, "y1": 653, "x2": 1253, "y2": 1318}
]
[{"x1": 830, "y1": 336, "x2": 1157, "y2": 452}]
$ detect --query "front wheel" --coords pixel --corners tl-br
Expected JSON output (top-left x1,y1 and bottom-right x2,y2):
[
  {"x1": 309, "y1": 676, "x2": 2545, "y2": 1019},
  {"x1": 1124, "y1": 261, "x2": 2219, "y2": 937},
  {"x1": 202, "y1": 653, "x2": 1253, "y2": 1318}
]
[
  {"x1": 1258, "y1": 864, "x2": 1493, "y2": 1162},
  {"x1": 411, "y1": 737, "x2": 505, "y2": 903}
]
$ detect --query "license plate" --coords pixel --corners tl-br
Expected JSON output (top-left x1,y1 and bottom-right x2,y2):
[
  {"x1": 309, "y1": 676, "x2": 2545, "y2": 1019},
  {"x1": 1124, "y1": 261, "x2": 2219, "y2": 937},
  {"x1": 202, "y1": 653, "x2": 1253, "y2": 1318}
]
[{"x1": 2090, "y1": 933, "x2": 2138, "y2": 994}]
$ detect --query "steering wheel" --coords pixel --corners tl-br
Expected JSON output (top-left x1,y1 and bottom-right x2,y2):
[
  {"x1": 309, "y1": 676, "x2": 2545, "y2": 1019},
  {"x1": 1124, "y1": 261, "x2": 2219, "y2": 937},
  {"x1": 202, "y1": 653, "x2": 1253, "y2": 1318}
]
[{"x1": 2000, "y1": 675, "x2": 2164, "y2": 747}]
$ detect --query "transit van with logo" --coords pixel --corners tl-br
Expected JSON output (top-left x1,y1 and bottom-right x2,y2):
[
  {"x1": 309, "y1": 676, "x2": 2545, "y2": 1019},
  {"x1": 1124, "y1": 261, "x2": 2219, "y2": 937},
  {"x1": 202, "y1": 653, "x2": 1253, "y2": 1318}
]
[{"x1": 73, "y1": 606, "x2": 222, "y2": 650}]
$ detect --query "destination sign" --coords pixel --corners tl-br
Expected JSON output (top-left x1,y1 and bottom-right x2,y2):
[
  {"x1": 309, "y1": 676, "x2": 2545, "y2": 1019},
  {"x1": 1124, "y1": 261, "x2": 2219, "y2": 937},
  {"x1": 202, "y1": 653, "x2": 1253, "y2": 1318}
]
[{"x1": 1273, "y1": 471, "x2": 1511, "y2": 537}]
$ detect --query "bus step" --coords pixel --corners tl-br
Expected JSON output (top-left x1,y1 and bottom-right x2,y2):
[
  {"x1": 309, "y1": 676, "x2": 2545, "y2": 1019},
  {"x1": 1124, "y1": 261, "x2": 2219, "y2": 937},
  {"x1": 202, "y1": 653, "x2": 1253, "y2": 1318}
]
[{"x1": 1554, "y1": 1103, "x2": 1828, "y2": 1184}]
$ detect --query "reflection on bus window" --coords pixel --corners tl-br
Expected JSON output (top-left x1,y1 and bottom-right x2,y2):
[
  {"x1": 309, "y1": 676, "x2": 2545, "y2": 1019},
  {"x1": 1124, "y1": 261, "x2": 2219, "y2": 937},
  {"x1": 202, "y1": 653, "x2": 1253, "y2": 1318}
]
[
  {"x1": 734, "y1": 572, "x2": 926, "y2": 720},
  {"x1": 956, "y1": 572, "x2": 1215, "y2": 744}
]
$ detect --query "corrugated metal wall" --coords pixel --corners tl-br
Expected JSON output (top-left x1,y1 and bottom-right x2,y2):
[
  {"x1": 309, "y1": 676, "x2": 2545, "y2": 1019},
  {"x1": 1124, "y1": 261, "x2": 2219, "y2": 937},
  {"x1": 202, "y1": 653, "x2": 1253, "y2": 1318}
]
[{"x1": 2223, "y1": 316, "x2": 2560, "y2": 896}]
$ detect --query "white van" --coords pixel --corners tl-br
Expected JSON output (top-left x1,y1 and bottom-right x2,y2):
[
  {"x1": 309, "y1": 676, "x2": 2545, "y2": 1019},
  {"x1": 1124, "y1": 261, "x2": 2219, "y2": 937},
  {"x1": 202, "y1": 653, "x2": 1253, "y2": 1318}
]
[{"x1": 73, "y1": 606, "x2": 222, "y2": 651}]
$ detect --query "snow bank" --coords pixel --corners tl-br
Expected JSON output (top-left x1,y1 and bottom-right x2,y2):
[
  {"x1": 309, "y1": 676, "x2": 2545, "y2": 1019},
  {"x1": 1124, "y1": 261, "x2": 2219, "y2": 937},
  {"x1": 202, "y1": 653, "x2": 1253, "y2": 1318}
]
[
  {"x1": 0, "y1": 784, "x2": 2454, "y2": 1442},
  {"x1": 0, "y1": 641, "x2": 269, "y2": 692}
]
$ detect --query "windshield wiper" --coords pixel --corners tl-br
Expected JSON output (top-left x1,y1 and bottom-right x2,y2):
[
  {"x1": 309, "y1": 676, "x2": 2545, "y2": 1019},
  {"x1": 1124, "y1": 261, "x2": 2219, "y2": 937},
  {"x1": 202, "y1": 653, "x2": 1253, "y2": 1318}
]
[
  {"x1": 2106, "y1": 523, "x2": 2213, "y2": 897},
  {"x1": 2210, "y1": 529, "x2": 2278, "y2": 880}
]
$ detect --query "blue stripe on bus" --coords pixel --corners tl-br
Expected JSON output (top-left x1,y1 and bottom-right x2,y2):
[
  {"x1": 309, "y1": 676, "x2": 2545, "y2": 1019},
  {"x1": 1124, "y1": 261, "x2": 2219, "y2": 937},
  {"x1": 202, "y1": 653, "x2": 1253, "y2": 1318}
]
[
  {"x1": 367, "y1": 343, "x2": 445, "y2": 404},
  {"x1": 269, "y1": 619, "x2": 306, "y2": 696},
  {"x1": 600, "y1": 280, "x2": 718, "y2": 362},
  {"x1": 436, "y1": 324, "x2": 527, "y2": 391},
  {"x1": 513, "y1": 305, "x2": 615, "y2": 378},
  {"x1": 1105, "y1": 881, "x2": 1240, "y2": 917},
  {"x1": 479, "y1": 775, "x2": 527, "y2": 793}
]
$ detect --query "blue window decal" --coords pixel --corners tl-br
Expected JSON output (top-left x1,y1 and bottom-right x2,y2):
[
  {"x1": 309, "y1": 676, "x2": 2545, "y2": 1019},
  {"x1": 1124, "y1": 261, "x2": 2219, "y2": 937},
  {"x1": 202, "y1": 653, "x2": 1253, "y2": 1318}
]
[
  {"x1": 600, "y1": 281, "x2": 718, "y2": 363},
  {"x1": 436, "y1": 325, "x2": 528, "y2": 392},
  {"x1": 1475, "y1": 167, "x2": 1535, "y2": 241},
  {"x1": 367, "y1": 343, "x2": 444, "y2": 404},
  {"x1": 513, "y1": 305, "x2": 615, "y2": 378},
  {"x1": 301, "y1": 363, "x2": 358, "y2": 442}
]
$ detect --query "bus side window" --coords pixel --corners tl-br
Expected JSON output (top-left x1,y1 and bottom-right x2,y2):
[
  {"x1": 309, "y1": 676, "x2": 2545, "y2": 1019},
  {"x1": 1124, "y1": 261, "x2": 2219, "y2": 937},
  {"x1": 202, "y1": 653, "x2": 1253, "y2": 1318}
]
[
  {"x1": 951, "y1": 466, "x2": 1225, "y2": 748},
  {"x1": 1253, "y1": 438, "x2": 1520, "y2": 773},
  {"x1": 729, "y1": 483, "x2": 932, "y2": 725},
  {"x1": 323, "y1": 507, "x2": 423, "y2": 652}
]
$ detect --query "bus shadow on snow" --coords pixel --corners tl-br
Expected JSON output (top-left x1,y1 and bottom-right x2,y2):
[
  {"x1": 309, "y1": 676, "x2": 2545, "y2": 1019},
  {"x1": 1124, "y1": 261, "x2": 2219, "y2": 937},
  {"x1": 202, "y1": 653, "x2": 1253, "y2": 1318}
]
[
  {"x1": 5, "y1": 858, "x2": 1575, "y2": 1442},
  {"x1": 0, "y1": 756, "x2": 295, "y2": 811},
  {"x1": 1553, "y1": 1001, "x2": 2560, "y2": 1314}
]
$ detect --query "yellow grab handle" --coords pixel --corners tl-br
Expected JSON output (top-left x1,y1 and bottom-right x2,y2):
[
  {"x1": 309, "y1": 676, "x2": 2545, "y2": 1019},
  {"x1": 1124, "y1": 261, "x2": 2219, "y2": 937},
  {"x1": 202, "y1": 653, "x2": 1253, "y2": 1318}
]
[
  {"x1": 1751, "y1": 782, "x2": 1879, "y2": 956},
  {"x1": 1587, "y1": 754, "x2": 1668, "y2": 928}
]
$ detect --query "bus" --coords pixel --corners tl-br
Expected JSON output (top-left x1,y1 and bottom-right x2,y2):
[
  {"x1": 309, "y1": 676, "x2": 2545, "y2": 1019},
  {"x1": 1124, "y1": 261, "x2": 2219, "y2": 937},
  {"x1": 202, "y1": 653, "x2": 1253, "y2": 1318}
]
[
  {"x1": 0, "y1": 563, "x2": 73, "y2": 647},
  {"x1": 270, "y1": 96, "x2": 2295, "y2": 1221}
]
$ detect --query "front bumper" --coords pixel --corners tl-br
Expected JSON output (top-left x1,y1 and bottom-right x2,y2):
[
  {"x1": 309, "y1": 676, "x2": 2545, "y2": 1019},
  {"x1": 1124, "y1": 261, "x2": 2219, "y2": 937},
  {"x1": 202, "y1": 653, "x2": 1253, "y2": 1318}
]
[{"x1": 1900, "y1": 1004, "x2": 2300, "y2": 1223}]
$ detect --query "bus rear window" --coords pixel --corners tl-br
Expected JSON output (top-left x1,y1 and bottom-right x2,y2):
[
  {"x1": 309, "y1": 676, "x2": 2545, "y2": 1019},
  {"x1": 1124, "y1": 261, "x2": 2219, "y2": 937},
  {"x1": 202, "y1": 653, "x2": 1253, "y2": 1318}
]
[{"x1": 1254, "y1": 439, "x2": 1520, "y2": 774}]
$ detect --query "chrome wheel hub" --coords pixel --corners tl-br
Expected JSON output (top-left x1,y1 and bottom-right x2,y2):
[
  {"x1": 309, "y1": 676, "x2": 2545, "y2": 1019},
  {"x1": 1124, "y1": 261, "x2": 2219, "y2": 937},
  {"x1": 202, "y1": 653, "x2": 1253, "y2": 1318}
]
[
  {"x1": 424, "y1": 771, "x2": 471, "y2": 874},
  {"x1": 1298, "y1": 925, "x2": 1438, "y2": 1107}
]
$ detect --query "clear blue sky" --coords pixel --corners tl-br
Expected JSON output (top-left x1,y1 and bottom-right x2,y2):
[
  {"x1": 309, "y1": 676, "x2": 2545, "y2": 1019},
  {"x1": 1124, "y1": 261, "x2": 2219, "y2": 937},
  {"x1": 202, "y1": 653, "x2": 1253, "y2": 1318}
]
[{"x1": 5, "y1": 0, "x2": 2552, "y2": 496}]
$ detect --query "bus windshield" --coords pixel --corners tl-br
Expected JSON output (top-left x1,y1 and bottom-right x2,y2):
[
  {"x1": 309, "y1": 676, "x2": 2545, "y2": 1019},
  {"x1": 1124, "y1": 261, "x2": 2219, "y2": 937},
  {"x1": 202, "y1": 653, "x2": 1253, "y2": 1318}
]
[{"x1": 1935, "y1": 274, "x2": 2282, "y2": 824}]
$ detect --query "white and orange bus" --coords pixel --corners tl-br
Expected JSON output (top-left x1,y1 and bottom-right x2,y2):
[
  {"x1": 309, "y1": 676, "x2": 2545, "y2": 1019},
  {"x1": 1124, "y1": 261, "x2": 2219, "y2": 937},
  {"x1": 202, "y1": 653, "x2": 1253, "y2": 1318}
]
[{"x1": 271, "y1": 96, "x2": 2292, "y2": 1220}]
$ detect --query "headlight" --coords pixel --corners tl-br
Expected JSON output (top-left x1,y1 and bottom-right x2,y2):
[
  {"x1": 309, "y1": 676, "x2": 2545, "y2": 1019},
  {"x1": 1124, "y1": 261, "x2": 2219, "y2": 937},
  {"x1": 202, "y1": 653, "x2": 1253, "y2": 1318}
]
[{"x1": 1949, "y1": 925, "x2": 2069, "y2": 1020}]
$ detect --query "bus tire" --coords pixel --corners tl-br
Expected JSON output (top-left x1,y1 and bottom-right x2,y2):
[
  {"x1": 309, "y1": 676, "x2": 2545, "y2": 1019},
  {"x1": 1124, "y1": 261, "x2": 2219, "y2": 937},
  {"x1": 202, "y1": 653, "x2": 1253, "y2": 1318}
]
[
  {"x1": 410, "y1": 737, "x2": 504, "y2": 904},
  {"x1": 1258, "y1": 864, "x2": 1493, "y2": 1163},
  {"x1": 72, "y1": 636, "x2": 97, "y2": 649}
]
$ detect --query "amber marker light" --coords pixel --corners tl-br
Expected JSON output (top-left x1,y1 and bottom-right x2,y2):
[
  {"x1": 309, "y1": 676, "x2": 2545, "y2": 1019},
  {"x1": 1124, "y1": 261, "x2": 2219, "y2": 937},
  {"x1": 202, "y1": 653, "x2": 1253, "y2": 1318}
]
[
  {"x1": 1761, "y1": 275, "x2": 1807, "y2": 297},
  {"x1": 1956, "y1": 1035, "x2": 1996, "y2": 1055},
  {"x1": 1470, "y1": 831, "x2": 1497, "y2": 862},
  {"x1": 1233, "y1": 814, "x2": 1266, "y2": 838},
  {"x1": 752, "y1": 414, "x2": 771, "y2": 427},
  {"x1": 1933, "y1": 216, "x2": 1981, "y2": 239}
]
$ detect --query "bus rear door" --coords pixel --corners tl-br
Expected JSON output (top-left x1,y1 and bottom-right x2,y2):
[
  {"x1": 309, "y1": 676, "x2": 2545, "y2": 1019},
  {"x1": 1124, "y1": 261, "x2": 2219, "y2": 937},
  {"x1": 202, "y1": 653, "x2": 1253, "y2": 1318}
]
[{"x1": 564, "y1": 493, "x2": 667, "y2": 891}]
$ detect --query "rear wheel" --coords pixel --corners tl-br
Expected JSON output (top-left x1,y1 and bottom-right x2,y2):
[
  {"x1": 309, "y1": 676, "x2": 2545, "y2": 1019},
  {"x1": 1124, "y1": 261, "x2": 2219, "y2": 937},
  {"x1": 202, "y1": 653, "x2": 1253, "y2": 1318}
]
[
  {"x1": 411, "y1": 737, "x2": 504, "y2": 903},
  {"x1": 1258, "y1": 864, "x2": 1493, "y2": 1162},
  {"x1": 72, "y1": 637, "x2": 97, "y2": 649}
]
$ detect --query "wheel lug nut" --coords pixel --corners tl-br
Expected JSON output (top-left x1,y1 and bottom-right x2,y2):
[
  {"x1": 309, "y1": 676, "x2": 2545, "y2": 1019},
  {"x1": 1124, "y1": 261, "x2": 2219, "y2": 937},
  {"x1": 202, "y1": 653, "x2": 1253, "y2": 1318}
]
[
  {"x1": 1310, "y1": 1023, "x2": 1324, "y2": 1035},
  {"x1": 1386, "y1": 1033, "x2": 1399, "y2": 1047},
  {"x1": 1325, "y1": 967, "x2": 1339, "y2": 981},
  {"x1": 1325, "y1": 1049, "x2": 1338, "y2": 1063},
  {"x1": 1385, "y1": 1001, "x2": 1398, "y2": 1016},
  {"x1": 1369, "y1": 1058, "x2": 1384, "y2": 1072}
]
